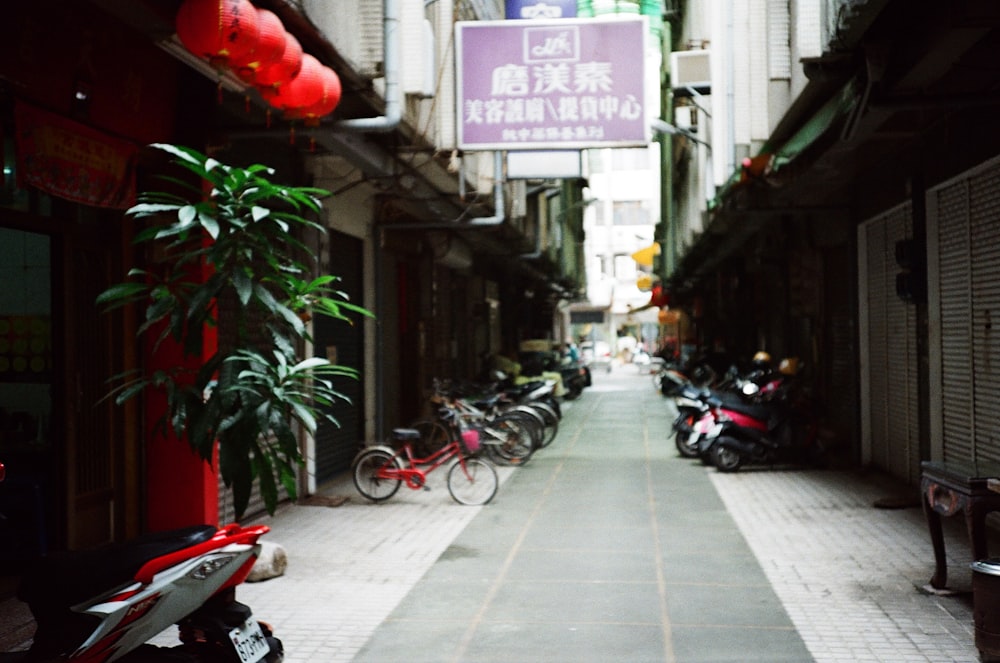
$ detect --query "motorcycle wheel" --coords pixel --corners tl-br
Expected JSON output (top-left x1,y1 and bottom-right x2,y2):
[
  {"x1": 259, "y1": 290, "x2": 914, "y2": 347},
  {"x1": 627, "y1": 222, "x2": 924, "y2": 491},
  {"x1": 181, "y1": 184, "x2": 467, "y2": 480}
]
[
  {"x1": 672, "y1": 412, "x2": 700, "y2": 458},
  {"x1": 711, "y1": 444, "x2": 743, "y2": 472},
  {"x1": 674, "y1": 430, "x2": 701, "y2": 459}
]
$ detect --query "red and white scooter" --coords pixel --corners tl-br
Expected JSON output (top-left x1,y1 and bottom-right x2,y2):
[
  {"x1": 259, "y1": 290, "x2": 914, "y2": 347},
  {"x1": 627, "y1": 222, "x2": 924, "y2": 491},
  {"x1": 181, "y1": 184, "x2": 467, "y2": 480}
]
[{"x1": 1, "y1": 461, "x2": 282, "y2": 663}]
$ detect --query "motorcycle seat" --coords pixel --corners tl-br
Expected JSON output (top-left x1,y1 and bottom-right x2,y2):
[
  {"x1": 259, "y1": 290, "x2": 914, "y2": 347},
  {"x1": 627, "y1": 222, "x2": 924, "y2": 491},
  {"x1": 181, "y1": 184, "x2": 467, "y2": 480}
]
[
  {"x1": 19, "y1": 524, "x2": 218, "y2": 616},
  {"x1": 470, "y1": 394, "x2": 502, "y2": 410},
  {"x1": 506, "y1": 381, "x2": 544, "y2": 398},
  {"x1": 715, "y1": 394, "x2": 772, "y2": 420}
]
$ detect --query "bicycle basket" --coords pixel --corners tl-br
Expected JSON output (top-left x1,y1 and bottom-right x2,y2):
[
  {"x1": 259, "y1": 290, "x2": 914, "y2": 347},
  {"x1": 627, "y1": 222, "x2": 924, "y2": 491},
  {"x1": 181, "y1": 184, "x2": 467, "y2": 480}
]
[{"x1": 461, "y1": 429, "x2": 481, "y2": 453}]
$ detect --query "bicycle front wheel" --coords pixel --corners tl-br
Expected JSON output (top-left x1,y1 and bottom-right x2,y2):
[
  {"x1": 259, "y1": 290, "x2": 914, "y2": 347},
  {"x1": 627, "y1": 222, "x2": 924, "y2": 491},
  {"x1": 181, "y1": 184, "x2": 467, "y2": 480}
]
[
  {"x1": 447, "y1": 457, "x2": 498, "y2": 505},
  {"x1": 353, "y1": 448, "x2": 402, "y2": 502},
  {"x1": 484, "y1": 414, "x2": 534, "y2": 466},
  {"x1": 505, "y1": 408, "x2": 545, "y2": 451}
]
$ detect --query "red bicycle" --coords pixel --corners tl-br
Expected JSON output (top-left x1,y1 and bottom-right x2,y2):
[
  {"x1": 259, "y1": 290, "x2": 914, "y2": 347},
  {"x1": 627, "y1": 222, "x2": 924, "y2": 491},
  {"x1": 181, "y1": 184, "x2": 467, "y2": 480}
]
[{"x1": 351, "y1": 427, "x2": 499, "y2": 505}]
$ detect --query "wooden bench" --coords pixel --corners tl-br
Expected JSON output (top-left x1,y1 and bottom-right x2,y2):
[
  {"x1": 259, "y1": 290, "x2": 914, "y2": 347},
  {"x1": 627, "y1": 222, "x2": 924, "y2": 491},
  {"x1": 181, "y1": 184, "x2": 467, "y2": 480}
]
[{"x1": 920, "y1": 460, "x2": 1000, "y2": 590}]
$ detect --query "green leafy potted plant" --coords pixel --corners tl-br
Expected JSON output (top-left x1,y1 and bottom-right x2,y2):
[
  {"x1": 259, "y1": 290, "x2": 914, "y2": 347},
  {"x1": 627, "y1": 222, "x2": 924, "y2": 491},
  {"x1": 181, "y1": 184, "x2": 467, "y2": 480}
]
[{"x1": 98, "y1": 143, "x2": 371, "y2": 517}]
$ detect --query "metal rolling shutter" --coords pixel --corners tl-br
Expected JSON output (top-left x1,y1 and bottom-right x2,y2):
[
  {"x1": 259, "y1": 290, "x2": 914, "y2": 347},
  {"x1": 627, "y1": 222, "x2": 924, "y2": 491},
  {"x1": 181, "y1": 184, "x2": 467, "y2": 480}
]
[
  {"x1": 862, "y1": 204, "x2": 920, "y2": 483},
  {"x1": 864, "y1": 218, "x2": 890, "y2": 468},
  {"x1": 932, "y1": 179, "x2": 973, "y2": 462},
  {"x1": 970, "y1": 170, "x2": 1000, "y2": 461},
  {"x1": 884, "y1": 208, "x2": 919, "y2": 482},
  {"x1": 930, "y1": 160, "x2": 1000, "y2": 464}
]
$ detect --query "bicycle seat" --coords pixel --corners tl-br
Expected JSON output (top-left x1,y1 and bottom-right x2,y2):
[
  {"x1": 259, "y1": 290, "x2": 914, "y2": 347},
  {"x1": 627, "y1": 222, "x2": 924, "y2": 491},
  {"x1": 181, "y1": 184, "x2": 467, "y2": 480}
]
[{"x1": 392, "y1": 428, "x2": 421, "y2": 441}]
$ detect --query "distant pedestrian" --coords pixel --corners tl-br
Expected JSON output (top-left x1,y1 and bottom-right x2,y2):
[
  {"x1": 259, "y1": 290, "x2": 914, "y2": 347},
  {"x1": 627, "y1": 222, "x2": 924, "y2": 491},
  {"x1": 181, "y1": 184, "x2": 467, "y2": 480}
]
[{"x1": 564, "y1": 340, "x2": 580, "y2": 362}]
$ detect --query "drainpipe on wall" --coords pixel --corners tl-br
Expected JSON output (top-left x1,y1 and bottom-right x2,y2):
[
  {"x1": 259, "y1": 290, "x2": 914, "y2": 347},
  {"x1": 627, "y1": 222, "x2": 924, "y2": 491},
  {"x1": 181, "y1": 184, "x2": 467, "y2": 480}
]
[{"x1": 337, "y1": 0, "x2": 402, "y2": 133}]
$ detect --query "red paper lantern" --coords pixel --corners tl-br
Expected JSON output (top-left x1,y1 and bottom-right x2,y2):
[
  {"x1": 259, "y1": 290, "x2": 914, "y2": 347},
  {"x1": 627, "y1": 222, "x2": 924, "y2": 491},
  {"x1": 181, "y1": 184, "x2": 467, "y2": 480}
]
[
  {"x1": 254, "y1": 31, "x2": 303, "y2": 92},
  {"x1": 230, "y1": 8, "x2": 287, "y2": 82},
  {"x1": 176, "y1": 0, "x2": 260, "y2": 69},
  {"x1": 261, "y1": 53, "x2": 325, "y2": 112},
  {"x1": 287, "y1": 66, "x2": 342, "y2": 123},
  {"x1": 650, "y1": 285, "x2": 670, "y2": 308}
]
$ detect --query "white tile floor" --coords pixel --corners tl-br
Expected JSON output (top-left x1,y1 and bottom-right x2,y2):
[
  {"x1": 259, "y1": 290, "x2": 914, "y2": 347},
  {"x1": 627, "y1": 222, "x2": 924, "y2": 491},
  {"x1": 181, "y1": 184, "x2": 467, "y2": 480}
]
[{"x1": 710, "y1": 469, "x2": 980, "y2": 662}]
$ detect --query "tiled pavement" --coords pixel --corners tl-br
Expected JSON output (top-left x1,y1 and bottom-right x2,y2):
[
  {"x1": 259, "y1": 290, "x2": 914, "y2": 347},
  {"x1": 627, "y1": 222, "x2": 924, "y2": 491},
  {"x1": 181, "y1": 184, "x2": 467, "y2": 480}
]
[
  {"x1": 0, "y1": 366, "x2": 986, "y2": 661},
  {"x1": 710, "y1": 470, "x2": 977, "y2": 662}
]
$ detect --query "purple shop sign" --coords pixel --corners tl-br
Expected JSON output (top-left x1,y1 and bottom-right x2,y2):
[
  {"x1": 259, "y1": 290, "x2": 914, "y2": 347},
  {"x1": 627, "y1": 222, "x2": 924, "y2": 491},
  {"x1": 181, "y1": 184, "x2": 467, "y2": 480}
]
[
  {"x1": 456, "y1": 18, "x2": 649, "y2": 151},
  {"x1": 505, "y1": 0, "x2": 577, "y2": 19}
]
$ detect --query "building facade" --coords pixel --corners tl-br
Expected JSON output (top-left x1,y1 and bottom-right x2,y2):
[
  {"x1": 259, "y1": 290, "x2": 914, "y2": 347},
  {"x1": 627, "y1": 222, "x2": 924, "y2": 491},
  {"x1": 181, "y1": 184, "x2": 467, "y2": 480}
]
[
  {"x1": 661, "y1": 0, "x2": 1000, "y2": 482},
  {"x1": 0, "y1": 0, "x2": 591, "y2": 556}
]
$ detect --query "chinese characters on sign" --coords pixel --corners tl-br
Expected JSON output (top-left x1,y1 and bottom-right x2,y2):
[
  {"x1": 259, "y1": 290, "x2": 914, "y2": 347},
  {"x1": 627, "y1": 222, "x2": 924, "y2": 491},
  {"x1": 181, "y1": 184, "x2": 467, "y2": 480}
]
[
  {"x1": 457, "y1": 18, "x2": 648, "y2": 151},
  {"x1": 14, "y1": 101, "x2": 137, "y2": 209}
]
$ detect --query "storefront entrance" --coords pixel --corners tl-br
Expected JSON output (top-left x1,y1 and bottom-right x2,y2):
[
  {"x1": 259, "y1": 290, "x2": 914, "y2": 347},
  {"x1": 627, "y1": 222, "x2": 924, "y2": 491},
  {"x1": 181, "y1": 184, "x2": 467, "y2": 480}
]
[
  {"x1": 0, "y1": 205, "x2": 137, "y2": 559},
  {"x1": 0, "y1": 227, "x2": 53, "y2": 561}
]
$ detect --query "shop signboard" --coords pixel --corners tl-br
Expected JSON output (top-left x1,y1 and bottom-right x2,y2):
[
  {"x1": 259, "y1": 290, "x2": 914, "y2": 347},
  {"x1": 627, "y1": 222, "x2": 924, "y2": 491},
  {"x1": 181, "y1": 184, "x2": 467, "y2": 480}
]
[
  {"x1": 505, "y1": 0, "x2": 577, "y2": 19},
  {"x1": 456, "y1": 18, "x2": 648, "y2": 151}
]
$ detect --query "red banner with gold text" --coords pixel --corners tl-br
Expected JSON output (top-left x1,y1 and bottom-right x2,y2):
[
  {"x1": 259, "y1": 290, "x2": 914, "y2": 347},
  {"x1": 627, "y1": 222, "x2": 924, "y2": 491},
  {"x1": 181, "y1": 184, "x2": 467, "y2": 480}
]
[{"x1": 14, "y1": 101, "x2": 137, "y2": 210}]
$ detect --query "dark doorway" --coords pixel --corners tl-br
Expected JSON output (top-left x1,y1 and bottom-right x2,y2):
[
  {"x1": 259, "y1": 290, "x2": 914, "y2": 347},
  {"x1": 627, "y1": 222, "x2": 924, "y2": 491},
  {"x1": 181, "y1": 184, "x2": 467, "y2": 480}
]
[{"x1": 313, "y1": 231, "x2": 365, "y2": 484}]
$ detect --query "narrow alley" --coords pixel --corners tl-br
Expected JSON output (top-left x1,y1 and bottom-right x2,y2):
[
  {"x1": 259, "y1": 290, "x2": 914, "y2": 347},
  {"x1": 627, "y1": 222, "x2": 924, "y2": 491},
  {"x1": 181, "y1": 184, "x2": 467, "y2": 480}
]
[{"x1": 214, "y1": 366, "x2": 977, "y2": 662}]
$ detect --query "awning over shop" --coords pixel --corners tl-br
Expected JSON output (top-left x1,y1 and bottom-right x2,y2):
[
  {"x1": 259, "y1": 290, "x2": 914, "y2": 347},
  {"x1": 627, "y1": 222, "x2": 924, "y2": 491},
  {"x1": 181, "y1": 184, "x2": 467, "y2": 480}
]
[
  {"x1": 667, "y1": 78, "x2": 860, "y2": 293},
  {"x1": 765, "y1": 78, "x2": 858, "y2": 174}
]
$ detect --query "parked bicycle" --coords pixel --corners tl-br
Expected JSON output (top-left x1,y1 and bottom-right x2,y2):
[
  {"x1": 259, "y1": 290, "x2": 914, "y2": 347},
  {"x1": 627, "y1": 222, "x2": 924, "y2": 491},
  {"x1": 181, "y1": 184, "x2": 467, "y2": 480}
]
[
  {"x1": 352, "y1": 425, "x2": 499, "y2": 506},
  {"x1": 409, "y1": 381, "x2": 539, "y2": 465}
]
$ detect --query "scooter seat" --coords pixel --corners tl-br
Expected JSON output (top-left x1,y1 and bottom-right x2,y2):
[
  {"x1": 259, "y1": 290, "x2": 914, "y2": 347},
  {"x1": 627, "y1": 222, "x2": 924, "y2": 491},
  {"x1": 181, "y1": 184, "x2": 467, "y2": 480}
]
[
  {"x1": 19, "y1": 524, "x2": 217, "y2": 616},
  {"x1": 470, "y1": 394, "x2": 503, "y2": 410},
  {"x1": 713, "y1": 393, "x2": 772, "y2": 420},
  {"x1": 506, "y1": 381, "x2": 545, "y2": 398}
]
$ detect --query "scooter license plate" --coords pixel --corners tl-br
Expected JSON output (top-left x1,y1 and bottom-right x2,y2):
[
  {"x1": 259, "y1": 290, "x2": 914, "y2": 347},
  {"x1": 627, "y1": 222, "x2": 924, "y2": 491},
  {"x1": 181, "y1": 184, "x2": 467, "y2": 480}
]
[{"x1": 229, "y1": 619, "x2": 269, "y2": 663}]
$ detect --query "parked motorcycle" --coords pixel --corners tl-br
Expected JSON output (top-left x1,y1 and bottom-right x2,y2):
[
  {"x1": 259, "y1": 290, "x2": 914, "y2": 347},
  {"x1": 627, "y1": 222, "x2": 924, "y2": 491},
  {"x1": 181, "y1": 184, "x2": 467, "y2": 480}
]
[
  {"x1": 662, "y1": 359, "x2": 788, "y2": 459},
  {"x1": 669, "y1": 382, "x2": 714, "y2": 458},
  {"x1": 696, "y1": 380, "x2": 824, "y2": 472},
  {"x1": 491, "y1": 372, "x2": 563, "y2": 421},
  {"x1": 516, "y1": 347, "x2": 590, "y2": 400},
  {"x1": 1, "y1": 471, "x2": 283, "y2": 663}
]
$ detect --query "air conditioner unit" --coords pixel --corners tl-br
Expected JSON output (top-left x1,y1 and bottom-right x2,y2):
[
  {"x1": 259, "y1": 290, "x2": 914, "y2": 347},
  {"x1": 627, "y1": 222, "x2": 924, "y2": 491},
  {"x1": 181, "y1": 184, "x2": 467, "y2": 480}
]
[
  {"x1": 671, "y1": 50, "x2": 711, "y2": 96},
  {"x1": 400, "y1": 2, "x2": 435, "y2": 97}
]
